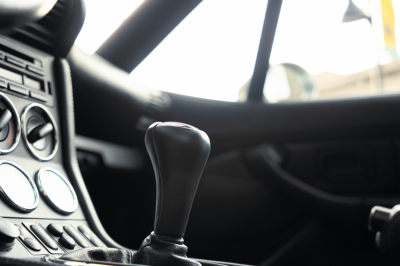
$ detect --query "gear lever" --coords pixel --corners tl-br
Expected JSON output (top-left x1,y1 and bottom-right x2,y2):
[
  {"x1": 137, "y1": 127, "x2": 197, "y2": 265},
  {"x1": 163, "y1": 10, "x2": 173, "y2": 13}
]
[
  {"x1": 61, "y1": 122, "x2": 212, "y2": 266},
  {"x1": 133, "y1": 122, "x2": 211, "y2": 266},
  {"x1": 147, "y1": 122, "x2": 210, "y2": 239}
]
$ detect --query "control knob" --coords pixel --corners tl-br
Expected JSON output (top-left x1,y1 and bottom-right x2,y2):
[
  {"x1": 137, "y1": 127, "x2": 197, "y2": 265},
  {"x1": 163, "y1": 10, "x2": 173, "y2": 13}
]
[{"x1": 0, "y1": 217, "x2": 20, "y2": 251}]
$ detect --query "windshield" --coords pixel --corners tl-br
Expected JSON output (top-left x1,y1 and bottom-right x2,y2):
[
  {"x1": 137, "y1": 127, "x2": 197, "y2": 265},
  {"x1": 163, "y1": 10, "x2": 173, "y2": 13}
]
[
  {"x1": 75, "y1": 0, "x2": 400, "y2": 103},
  {"x1": 75, "y1": 0, "x2": 268, "y2": 102},
  {"x1": 75, "y1": 0, "x2": 145, "y2": 54},
  {"x1": 129, "y1": 0, "x2": 268, "y2": 102}
]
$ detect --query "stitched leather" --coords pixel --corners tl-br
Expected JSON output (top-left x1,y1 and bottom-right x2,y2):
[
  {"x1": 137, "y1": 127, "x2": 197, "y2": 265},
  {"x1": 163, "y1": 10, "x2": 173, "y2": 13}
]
[
  {"x1": 133, "y1": 232, "x2": 201, "y2": 266},
  {"x1": 60, "y1": 247, "x2": 135, "y2": 264},
  {"x1": 58, "y1": 243, "x2": 226, "y2": 266},
  {"x1": 0, "y1": 256, "x2": 59, "y2": 266}
]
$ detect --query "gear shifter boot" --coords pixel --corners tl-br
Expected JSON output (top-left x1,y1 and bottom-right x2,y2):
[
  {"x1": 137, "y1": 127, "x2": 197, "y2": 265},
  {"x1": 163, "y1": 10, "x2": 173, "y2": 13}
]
[
  {"x1": 133, "y1": 232, "x2": 201, "y2": 266},
  {"x1": 61, "y1": 247, "x2": 135, "y2": 264}
]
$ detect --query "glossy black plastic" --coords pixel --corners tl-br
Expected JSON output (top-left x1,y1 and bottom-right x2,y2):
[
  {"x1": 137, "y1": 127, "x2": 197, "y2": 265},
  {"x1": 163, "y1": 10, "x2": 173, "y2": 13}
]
[
  {"x1": 30, "y1": 224, "x2": 58, "y2": 251},
  {"x1": 47, "y1": 223, "x2": 64, "y2": 237},
  {"x1": 60, "y1": 233, "x2": 75, "y2": 249},
  {"x1": 64, "y1": 225, "x2": 89, "y2": 248}
]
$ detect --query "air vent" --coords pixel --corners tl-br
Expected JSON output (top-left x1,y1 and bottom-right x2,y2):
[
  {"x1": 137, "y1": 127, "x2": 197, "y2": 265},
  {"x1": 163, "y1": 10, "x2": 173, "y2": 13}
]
[{"x1": 8, "y1": 0, "x2": 85, "y2": 57}]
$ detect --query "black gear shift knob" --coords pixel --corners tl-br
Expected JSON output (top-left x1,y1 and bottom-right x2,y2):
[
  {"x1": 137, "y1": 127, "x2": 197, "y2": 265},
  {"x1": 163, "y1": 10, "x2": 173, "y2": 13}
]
[{"x1": 145, "y1": 122, "x2": 210, "y2": 240}]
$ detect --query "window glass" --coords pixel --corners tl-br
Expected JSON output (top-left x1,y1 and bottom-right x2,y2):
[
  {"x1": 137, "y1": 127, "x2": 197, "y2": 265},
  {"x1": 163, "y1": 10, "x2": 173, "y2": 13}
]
[
  {"x1": 130, "y1": 0, "x2": 268, "y2": 102},
  {"x1": 75, "y1": 0, "x2": 145, "y2": 54},
  {"x1": 263, "y1": 0, "x2": 400, "y2": 103}
]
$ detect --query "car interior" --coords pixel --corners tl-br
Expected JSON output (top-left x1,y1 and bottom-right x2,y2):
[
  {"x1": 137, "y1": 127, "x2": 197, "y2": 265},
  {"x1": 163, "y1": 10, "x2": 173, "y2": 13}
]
[{"x1": 1, "y1": 0, "x2": 400, "y2": 266}]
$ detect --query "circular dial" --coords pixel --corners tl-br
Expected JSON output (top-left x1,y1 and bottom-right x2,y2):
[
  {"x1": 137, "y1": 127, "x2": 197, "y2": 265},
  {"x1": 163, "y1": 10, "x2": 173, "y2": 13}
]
[
  {"x1": 0, "y1": 92, "x2": 21, "y2": 154},
  {"x1": 21, "y1": 103, "x2": 58, "y2": 161},
  {"x1": 36, "y1": 167, "x2": 78, "y2": 215},
  {"x1": 0, "y1": 161, "x2": 39, "y2": 213}
]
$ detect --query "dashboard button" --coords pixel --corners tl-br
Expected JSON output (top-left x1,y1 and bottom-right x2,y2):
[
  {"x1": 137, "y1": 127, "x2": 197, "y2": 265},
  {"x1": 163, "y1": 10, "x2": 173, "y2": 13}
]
[
  {"x1": 60, "y1": 233, "x2": 75, "y2": 249},
  {"x1": 78, "y1": 225, "x2": 105, "y2": 247},
  {"x1": 0, "y1": 67, "x2": 22, "y2": 83},
  {"x1": 77, "y1": 225, "x2": 91, "y2": 238},
  {"x1": 23, "y1": 76, "x2": 41, "y2": 90},
  {"x1": 8, "y1": 84, "x2": 28, "y2": 95},
  {"x1": 30, "y1": 224, "x2": 58, "y2": 251},
  {"x1": 47, "y1": 223, "x2": 64, "y2": 237},
  {"x1": 0, "y1": 79, "x2": 5, "y2": 89},
  {"x1": 64, "y1": 225, "x2": 89, "y2": 248},
  {"x1": 15, "y1": 224, "x2": 28, "y2": 236},
  {"x1": 89, "y1": 235, "x2": 105, "y2": 247},
  {"x1": 22, "y1": 237, "x2": 41, "y2": 251},
  {"x1": 30, "y1": 91, "x2": 47, "y2": 102},
  {"x1": 26, "y1": 65, "x2": 44, "y2": 76},
  {"x1": 15, "y1": 224, "x2": 42, "y2": 252},
  {"x1": 0, "y1": 217, "x2": 19, "y2": 251},
  {"x1": 5, "y1": 56, "x2": 24, "y2": 68}
]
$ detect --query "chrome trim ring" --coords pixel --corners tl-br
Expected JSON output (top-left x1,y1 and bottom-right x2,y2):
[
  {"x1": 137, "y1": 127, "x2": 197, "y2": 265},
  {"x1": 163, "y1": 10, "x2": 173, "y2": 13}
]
[
  {"x1": 36, "y1": 167, "x2": 78, "y2": 215},
  {"x1": 0, "y1": 160, "x2": 39, "y2": 213},
  {"x1": 0, "y1": 92, "x2": 21, "y2": 154},
  {"x1": 21, "y1": 103, "x2": 59, "y2": 162}
]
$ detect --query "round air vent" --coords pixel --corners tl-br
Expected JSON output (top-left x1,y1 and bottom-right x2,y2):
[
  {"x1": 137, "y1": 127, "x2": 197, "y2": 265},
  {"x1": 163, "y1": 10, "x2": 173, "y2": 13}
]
[
  {"x1": 0, "y1": 160, "x2": 39, "y2": 213},
  {"x1": 0, "y1": 92, "x2": 21, "y2": 154},
  {"x1": 21, "y1": 103, "x2": 58, "y2": 161},
  {"x1": 36, "y1": 167, "x2": 77, "y2": 215}
]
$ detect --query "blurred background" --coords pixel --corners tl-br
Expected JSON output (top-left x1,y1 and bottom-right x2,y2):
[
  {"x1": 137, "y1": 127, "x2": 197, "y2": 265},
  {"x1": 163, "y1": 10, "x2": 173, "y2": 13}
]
[{"x1": 75, "y1": 0, "x2": 400, "y2": 103}]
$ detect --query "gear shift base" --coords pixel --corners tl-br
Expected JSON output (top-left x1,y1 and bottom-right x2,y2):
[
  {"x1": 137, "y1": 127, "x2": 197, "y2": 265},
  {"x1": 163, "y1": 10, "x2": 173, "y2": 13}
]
[
  {"x1": 133, "y1": 232, "x2": 201, "y2": 266},
  {"x1": 61, "y1": 122, "x2": 212, "y2": 266}
]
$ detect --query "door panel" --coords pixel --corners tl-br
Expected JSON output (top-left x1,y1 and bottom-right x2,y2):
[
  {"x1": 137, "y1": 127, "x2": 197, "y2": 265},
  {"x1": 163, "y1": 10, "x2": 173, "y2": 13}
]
[
  {"x1": 280, "y1": 139, "x2": 398, "y2": 194},
  {"x1": 186, "y1": 150, "x2": 305, "y2": 264}
]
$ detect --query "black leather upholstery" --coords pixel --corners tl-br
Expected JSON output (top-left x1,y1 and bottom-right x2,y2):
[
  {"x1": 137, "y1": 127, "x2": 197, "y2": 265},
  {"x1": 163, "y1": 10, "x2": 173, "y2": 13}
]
[
  {"x1": 61, "y1": 248, "x2": 135, "y2": 264},
  {"x1": 133, "y1": 232, "x2": 201, "y2": 266},
  {"x1": 59, "y1": 244, "x2": 226, "y2": 266},
  {"x1": 145, "y1": 122, "x2": 211, "y2": 239}
]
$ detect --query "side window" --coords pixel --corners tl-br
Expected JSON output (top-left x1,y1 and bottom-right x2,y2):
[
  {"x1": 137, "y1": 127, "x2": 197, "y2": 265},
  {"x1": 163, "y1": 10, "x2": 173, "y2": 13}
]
[{"x1": 264, "y1": 0, "x2": 400, "y2": 103}]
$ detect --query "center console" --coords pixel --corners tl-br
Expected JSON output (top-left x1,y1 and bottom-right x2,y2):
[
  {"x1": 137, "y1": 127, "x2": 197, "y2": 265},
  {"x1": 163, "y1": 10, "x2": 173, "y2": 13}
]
[{"x1": 0, "y1": 36, "x2": 108, "y2": 259}]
